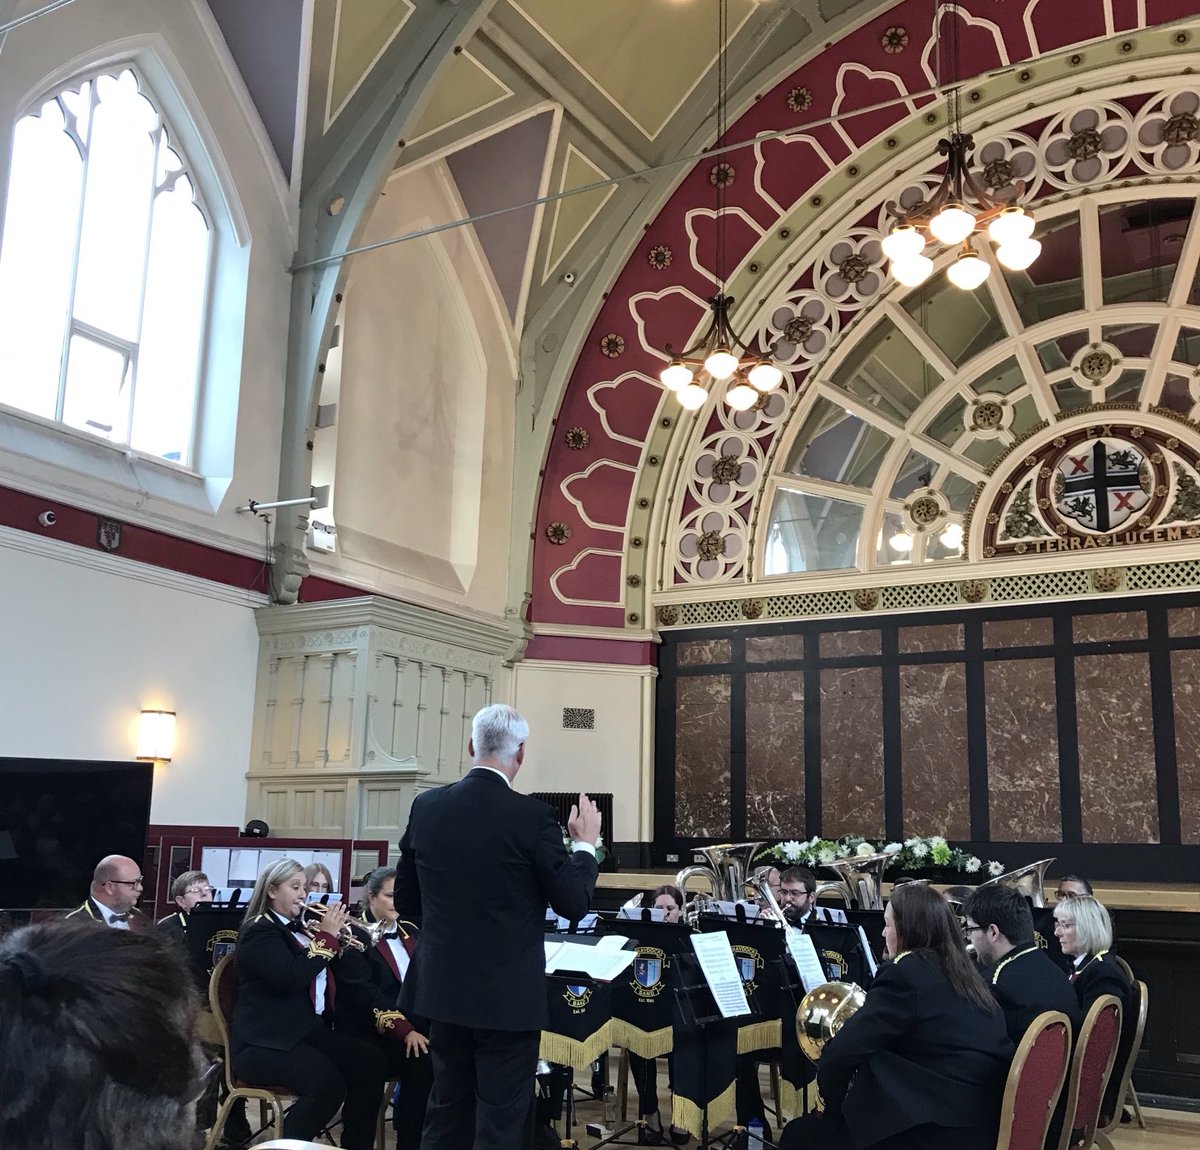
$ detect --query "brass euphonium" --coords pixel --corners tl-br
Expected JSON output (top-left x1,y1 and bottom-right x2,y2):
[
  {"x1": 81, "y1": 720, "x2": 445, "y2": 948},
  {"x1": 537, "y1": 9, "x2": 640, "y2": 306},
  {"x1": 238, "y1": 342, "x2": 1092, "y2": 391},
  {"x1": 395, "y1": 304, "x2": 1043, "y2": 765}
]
[{"x1": 795, "y1": 980, "x2": 867, "y2": 1062}]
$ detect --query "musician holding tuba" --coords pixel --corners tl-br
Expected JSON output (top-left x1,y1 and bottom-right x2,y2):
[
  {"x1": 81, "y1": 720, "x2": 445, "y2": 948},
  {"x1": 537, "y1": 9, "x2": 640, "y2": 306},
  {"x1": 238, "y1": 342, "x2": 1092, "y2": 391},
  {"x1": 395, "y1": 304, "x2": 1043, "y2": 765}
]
[
  {"x1": 781, "y1": 883, "x2": 1012, "y2": 1150},
  {"x1": 229, "y1": 859, "x2": 386, "y2": 1150}
]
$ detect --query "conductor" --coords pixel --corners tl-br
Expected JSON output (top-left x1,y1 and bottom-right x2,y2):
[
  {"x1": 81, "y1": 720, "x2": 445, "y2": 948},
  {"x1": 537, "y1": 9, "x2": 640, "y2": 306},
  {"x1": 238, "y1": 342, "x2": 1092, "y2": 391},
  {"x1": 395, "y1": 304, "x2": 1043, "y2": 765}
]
[{"x1": 395, "y1": 703, "x2": 602, "y2": 1150}]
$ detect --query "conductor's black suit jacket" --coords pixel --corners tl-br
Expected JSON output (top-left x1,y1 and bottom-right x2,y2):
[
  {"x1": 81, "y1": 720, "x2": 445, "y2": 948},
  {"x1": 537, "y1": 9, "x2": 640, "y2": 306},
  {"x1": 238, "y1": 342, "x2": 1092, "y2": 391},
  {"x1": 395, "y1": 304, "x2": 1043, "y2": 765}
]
[
  {"x1": 818, "y1": 950, "x2": 1013, "y2": 1148},
  {"x1": 394, "y1": 767, "x2": 598, "y2": 1032}
]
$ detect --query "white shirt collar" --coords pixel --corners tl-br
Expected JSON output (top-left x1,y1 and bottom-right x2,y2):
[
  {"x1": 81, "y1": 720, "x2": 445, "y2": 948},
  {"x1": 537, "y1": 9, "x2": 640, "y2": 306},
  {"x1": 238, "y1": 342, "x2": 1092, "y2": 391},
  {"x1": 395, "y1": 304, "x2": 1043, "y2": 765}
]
[
  {"x1": 92, "y1": 897, "x2": 127, "y2": 925},
  {"x1": 471, "y1": 764, "x2": 512, "y2": 788}
]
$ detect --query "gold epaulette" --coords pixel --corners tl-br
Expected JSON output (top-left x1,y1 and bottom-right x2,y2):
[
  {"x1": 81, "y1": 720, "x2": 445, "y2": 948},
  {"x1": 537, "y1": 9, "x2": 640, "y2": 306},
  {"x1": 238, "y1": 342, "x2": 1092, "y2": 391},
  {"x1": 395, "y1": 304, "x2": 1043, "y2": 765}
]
[
  {"x1": 307, "y1": 934, "x2": 338, "y2": 960},
  {"x1": 374, "y1": 1008, "x2": 407, "y2": 1034},
  {"x1": 252, "y1": 912, "x2": 270, "y2": 923},
  {"x1": 891, "y1": 950, "x2": 911, "y2": 963}
]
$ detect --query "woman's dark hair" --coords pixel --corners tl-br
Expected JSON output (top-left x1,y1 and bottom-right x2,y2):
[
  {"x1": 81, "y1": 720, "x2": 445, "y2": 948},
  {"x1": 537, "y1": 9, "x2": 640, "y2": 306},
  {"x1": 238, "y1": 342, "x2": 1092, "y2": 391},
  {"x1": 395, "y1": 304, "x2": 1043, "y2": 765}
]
[
  {"x1": 650, "y1": 884, "x2": 684, "y2": 909},
  {"x1": 365, "y1": 865, "x2": 397, "y2": 897},
  {"x1": 889, "y1": 882, "x2": 997, "y2": 1014},
  {"x1": 0, "y1": 920, "x2": 202, "y2": 1150}
]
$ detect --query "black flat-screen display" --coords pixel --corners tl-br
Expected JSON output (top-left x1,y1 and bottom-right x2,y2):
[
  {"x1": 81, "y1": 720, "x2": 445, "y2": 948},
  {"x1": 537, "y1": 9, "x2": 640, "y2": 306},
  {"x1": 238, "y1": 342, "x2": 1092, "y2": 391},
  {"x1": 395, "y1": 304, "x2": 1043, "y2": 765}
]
[{"x1": 0, "y1": 758, "x2": 153, "y2": 910}]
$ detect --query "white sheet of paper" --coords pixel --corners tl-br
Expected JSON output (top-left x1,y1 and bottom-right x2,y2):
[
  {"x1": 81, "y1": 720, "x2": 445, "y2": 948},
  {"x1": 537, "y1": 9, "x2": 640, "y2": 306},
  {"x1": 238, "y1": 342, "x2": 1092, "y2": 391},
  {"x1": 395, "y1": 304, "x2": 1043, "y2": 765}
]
[
  {"x1": 689, "y1": 932, "x2": 751, "y2": 1018},
  {"x1": 200, "y1": 848, "x2": 230, "y2": 887},
  {"x1": 228, "y1": 849, "x2": 261, "y2": 886},
  {"x1": 547, "y1": 910, "x2": 599, "y2": 930},
  {"x1": 856, "y1": 925, "x2": 879, "y2": 976},
  {"x1": 785, "y1": 927, "x2": 829, "y2": 994},
  {"x1": 710, "y1": 899, "x2": 760, "y2": 921},
  {"x1": 595, "y1": 934, "x2": 631, "y2": 952},
  {"x1": 544, "y1": 941, "x2": 636, "y2": 981},
  {"x1": 617, "y1": 906, "x2": 666, "y2": 921}
]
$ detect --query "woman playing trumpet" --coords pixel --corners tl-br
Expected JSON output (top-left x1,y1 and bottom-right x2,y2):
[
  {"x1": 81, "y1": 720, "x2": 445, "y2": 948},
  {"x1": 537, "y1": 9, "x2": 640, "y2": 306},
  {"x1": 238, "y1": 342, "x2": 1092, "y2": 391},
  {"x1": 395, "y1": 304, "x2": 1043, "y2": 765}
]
[
  {"x1": 336, "y1": 866, "x2": 433, "y2": 1150},
  {"x1": 230, "y1": 859, "x2": 386, "y2": 1150}
]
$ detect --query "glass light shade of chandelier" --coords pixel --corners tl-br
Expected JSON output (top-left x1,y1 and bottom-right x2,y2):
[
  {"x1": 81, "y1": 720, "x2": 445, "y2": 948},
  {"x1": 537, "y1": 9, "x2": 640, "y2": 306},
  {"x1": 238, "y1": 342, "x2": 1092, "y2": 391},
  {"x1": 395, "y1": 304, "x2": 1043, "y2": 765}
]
[
  {"x1": 677, "y1": 382, "x2": 709, "y2": 410},
  {"x1": 704, "y1": 346, "x2": 740, "y2": 380},
  {"x1": 996, "y1": 235, "x2": 1042, "y2": 271},
  {"x1": 889, "y1": 530, "x2": 915, "y2": 552},
  {"x1": 661, "y1": 359, "x2": 694, "y2": 392},
  {"x1": 747, "y1": 360, "x2": 784, "y2": 392},
  {"x1": 939, "y1": 522, "x2": 964, "y2": 549},
  {"x1": 883, "y1": 132, "x2": 1039, "y2": 291},
  {"x1": 928, "y1": 202, "x2": 976, "y2": 245},
  {"x1": 947, "y1": 248, "x2": 991, "y2": 289},
  {"x1": 725, "y1": 381, "x2": 758, "y2": 410}
]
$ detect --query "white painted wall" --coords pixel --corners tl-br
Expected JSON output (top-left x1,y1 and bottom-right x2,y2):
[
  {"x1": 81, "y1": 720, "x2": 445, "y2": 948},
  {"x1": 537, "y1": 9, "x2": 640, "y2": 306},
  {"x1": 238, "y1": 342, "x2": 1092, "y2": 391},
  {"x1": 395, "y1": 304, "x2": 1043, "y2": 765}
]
[
  {"x1": 511, "y1": 660, "x2": 656, "y2": 844},
  {"x1": 0, "y1": 534, "x2": 260, "y2": 827}
]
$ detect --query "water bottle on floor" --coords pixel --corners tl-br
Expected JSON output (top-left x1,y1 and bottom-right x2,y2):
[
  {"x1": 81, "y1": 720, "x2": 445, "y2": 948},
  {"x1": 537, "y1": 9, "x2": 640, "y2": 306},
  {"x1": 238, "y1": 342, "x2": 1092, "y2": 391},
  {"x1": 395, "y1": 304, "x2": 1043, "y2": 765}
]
[{"x1": 747, "y1": 1118, "x2": 765, "y2": 1147}]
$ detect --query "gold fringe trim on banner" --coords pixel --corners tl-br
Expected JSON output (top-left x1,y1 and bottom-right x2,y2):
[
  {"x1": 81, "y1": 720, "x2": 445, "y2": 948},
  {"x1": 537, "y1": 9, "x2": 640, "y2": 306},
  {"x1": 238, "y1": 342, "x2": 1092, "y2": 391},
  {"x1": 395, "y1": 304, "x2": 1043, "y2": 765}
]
[
  {"x1": 778, "y1": 1078, "x2": 819, "y2": 1121},
  {"x1": 608, "y1": 1020, "x2": 674, "y2": 1059},
  {"x1": 672, "y1": 1081, "x2": 736, "y2": 1139},
  {"x1": 736, "y1": 1019, "x2": 781, "y2": 1055},
  {"x1": 539, "y1": 1025, "x2": 611, "y2": 1071}
]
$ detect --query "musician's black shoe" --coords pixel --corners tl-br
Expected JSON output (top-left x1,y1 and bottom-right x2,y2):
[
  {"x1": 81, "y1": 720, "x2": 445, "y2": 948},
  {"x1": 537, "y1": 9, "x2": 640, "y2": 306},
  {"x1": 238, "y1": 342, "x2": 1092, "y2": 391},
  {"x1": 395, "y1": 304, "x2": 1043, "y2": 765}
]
[
  {"x1": 669, "y1": 1124, "x2": 691, "y2": 1146},
  {"x1": 638, "y1": 1112, "x2": 665, "y2": 1145},
  {"x1": 533, "y1": 1120, "x2": 561, "y2": 1150}
]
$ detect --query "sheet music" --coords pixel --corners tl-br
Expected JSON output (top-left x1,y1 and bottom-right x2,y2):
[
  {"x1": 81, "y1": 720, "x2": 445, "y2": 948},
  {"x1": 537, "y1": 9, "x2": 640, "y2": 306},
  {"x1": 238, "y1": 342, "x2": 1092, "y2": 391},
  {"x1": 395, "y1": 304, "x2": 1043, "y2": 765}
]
[
  {"x1": 546, "y1": 910, "x2": 598, "y2": 930},
  {"x1": 856, "y1": 925, "x2": 879, "y2": 976},
  {"x1": 784, "y1": 927, "x2": 829, "y2": 994},
  {"x1": 595, "y1": 933, "x2": 631, "y2": 952},
  {"x1": 544, "y1": 940, "x2": 635, "y2": 981},
  {"x1": 689, "y1": 932, "x2": 751, "y2": 1018},
  {"x1": 710, "y1": 899, "x2": 760, "y2": 920},
  {"x1": 617, "y1": 906, "x2": 666, "y2": 921},
  {"x1": 228, "y1": 849, "x2": 261, "y2": 886},
  {"x1": 200, "y1": 848, "x2": 230, "y2": 888}
]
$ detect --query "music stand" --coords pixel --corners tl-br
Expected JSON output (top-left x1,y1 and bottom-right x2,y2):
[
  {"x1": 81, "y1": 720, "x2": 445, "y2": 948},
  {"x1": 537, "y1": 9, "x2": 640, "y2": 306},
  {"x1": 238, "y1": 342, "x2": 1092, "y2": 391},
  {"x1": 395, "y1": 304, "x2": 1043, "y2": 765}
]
[{"x1": 671, "y1": 953, "x2": 775, "y2": 1150}]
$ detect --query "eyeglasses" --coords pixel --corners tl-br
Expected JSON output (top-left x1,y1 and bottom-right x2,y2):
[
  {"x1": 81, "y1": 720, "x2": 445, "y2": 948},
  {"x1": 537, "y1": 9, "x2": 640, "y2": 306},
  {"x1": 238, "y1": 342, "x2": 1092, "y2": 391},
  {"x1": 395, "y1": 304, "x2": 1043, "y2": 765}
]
[
  {"x1": 1055, "y1": 919, "x2": 1076, "y2": 928},
  {"x1": 965, "y1": 923, "x2": 985, "y2": 934},
  {"x1": 109, "y1": 877, "x2": 145, "y2": 888},
  {"x1": 184, "y1": 886, "x2": 213, "y2": 897}
]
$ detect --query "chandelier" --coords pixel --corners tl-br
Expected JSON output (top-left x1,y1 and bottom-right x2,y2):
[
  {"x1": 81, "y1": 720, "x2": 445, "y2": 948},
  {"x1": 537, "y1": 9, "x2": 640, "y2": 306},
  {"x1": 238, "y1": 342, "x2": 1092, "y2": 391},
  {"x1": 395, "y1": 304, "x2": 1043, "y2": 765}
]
[
  {"x1": 882, "y1": 7, "x2": 1040, "y2": 290},
  {"x1": 660, "y1": 0, "x2": 784, "y2": 411}
]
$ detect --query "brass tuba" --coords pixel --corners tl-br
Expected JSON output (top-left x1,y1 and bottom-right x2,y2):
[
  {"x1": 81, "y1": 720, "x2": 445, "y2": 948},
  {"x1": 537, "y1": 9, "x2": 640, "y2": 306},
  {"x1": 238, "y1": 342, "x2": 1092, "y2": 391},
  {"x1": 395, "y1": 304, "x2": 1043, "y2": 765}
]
[
  {"x1": 814, "y1": 851, "x2": 894, "y2": 911},
  {"x1": 675, "y1": 841, "x2": 768, "y2": 923},
  {"x1": 977, "y1": 857, "x2": 1055, "y2": 909},
  {"x1": 796, "y1": 980, "x2": 867, "y2": 1062}
]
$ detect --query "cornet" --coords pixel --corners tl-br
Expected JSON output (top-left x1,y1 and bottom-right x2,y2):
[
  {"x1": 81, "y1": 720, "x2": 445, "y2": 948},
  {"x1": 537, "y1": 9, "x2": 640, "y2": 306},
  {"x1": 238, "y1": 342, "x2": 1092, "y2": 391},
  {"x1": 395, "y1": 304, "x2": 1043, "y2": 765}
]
[{"x1": 299, "y1": 904, "x2": 389, "y2": 952}]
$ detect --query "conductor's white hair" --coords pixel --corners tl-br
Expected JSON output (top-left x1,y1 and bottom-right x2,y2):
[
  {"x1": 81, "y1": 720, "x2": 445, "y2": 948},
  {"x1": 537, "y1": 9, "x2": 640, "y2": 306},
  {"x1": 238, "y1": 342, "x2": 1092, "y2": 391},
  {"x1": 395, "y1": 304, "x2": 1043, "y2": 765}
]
[{"x1": 471, "y1": 704, "x2": 529, "y2": 761}]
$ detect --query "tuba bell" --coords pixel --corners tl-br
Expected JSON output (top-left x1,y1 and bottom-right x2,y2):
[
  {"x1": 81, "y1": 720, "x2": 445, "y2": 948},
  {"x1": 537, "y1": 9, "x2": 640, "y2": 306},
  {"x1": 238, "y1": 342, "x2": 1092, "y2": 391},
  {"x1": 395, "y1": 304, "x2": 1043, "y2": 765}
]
[
  {"x1": 813, "y1": 851, "x2": 894, "y2": 911},
  {"x1": 977, "y1": 857, "x2": 1055, "y2": 908},
  {"x1": 796, "y1": 980, "x2": 867, "y2": 1062}
]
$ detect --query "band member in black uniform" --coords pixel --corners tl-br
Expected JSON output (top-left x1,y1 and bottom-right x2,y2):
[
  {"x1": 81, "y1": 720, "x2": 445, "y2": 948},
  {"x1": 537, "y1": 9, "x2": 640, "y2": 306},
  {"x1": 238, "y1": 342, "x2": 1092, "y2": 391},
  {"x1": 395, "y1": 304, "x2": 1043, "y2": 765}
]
[
  {"x1": 963, "y1": 886, "x2": 1082, "y2": 1042},
  {"x1": 780, "y1": 882, "x2": 1012, "y2": 1150},
  {"x1": 230, "y1": 859, "x2": 386, "y2": 1150},
  {"x1": 156, "y1": 870, "x2": 214, "y2": 945},
  {"x1": 65, "y1": 854, "x2": 153, "y2": 931},
  {"x1": 1054, "y1": 895, "x2": 1137, "y2": 1123},
  {"x1": 305, "y1": 862, "x2": 335, "y2": 897},
  {"x1": 338, "y1": 865, "x2": 433, "y2": 1150}
]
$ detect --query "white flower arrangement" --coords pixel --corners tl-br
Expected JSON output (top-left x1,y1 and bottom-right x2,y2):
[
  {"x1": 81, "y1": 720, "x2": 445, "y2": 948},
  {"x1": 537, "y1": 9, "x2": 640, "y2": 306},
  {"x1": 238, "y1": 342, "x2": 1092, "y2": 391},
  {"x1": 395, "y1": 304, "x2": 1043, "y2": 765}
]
[
  {"x1": 987, "y1": 859, "x2": 1006, "y2": 877},
  {"x1": 755, "y1": 835, "x2": 1007, "y2": 880}
]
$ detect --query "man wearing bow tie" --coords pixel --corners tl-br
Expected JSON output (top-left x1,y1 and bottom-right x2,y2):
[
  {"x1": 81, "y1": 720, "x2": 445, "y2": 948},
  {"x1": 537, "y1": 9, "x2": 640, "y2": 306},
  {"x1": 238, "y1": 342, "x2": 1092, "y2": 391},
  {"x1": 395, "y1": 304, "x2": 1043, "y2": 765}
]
[{"x1": 65, "y1": 854, "x2": 150, "y2": 931}]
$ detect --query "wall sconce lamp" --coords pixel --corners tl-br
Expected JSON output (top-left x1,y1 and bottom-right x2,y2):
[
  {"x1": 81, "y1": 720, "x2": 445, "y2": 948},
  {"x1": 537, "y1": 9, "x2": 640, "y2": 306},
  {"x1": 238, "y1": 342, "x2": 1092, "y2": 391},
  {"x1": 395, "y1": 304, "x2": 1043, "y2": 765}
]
[{"x1": 137, "y1": 709, "x2": 176, "y2": 763}]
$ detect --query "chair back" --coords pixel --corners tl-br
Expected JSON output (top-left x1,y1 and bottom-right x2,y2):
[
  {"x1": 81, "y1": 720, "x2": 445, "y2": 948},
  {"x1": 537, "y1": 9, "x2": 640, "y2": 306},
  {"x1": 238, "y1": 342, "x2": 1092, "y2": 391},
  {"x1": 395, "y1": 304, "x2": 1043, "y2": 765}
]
[
  {"x1": 1097, "y1": 978, "x2": 1148, "y2": 1136},
  {"x1": 994, "y1": 1011, "x2": 1071, "y2": 1150},
  {"x1": 207, "y1": 953, "x2": 239, "y2": 1092},
  {"x1": 1056, "y1": 994, "x2": 1122, "y2": 1150}
]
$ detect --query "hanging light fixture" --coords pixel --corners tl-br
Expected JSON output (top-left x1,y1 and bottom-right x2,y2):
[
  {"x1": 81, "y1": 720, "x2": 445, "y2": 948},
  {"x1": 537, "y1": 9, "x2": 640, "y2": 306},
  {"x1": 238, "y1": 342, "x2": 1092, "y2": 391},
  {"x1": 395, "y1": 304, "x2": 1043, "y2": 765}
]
[
  {"x1": 882, "y1": 4, "x2": 1040, "y2": 290},
  {"x1": 660, "y1": 0, "x2": 785, "y2": 410}
]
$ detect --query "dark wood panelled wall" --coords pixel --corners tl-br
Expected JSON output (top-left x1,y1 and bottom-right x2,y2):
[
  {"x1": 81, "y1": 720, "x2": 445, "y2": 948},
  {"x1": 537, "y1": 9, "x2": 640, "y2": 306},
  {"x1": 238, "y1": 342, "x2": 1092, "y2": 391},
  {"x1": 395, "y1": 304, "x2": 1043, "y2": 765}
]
[{"x1": 655, "y1": 592, "x2": 1200, "y2": 880}]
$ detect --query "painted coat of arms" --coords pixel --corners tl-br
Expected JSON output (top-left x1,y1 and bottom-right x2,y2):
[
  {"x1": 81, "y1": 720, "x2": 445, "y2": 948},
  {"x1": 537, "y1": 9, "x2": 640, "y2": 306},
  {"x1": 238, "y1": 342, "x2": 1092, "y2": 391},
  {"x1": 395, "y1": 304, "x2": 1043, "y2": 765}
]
[{"x1": 1053, "y1": 437, "x2": 1150, "y2": 532}]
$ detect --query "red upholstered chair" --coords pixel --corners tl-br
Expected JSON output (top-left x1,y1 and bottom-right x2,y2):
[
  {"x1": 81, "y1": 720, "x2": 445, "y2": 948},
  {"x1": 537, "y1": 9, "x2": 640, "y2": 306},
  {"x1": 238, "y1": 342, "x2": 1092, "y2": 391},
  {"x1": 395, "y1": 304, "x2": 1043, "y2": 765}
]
[
  {"x1": 203, "y1": 953, "x2": 296, "y2": 1150},
  {"x1": 1055, "y1": 994, "x2": 1123, "y2": 1150},
  {"x1": 1095, "y1": 978, "x2": 1149, "y2": 1150},
  {"x1": 994, "y1": 1011, "x2": 1072, "y2": 1150}
]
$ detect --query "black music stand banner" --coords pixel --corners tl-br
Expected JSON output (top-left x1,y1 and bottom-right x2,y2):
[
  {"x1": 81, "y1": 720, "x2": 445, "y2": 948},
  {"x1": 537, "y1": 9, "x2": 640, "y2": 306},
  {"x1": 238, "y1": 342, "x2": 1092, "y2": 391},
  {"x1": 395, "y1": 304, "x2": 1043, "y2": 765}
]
[
  {"x1": 669, "y1": 954, "x2": 739, "y2": 1138},
  {"x1": 804, "y1": 923, "x2": 873, "y2": 989},
  {"x1": 542, "y1": 974, "x2": 613, "y2": 1070},
  {"x1": 698, "y1": 915, "x2": 787, "y2": 1056},
  {"x1": 601, "y1": 917, "x2": 693, "y2": 1058}
]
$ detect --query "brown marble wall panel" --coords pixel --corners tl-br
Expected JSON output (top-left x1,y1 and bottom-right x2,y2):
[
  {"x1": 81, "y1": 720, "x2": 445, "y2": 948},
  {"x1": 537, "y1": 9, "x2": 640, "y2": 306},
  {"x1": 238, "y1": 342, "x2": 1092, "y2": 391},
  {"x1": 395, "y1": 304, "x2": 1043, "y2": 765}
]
[
  {"x1": 1168, "y1": 606, "x2": 1200, "y2": 638},
  {"x1": 746, "y1": 634, "x2": 805, "y2": 663},
  {"x1": 675, "y1": 674, "x2": 731, "y2": 837},
  {"x1": 677, "y1": 639, "x2": 731, "y2": 666},
  {"x1": 984, "y1": 659, "x2": 1062, "y2": 840},
  {"x1": 983, "y1": 617, "x2": 1053, "y2": 650},
  {"x1": 1172, "y1": 650, "x2": 1200, "y2": 844},
  {"x1": 821, "y1": 667, "x2": 885, "y2": 837},
  {"x1": 899, "y1": 624, "x2": 964, "y2": 654},
  {"x1": 1075, "y1": 653, "x2": 1158, "y2": 842},
  {"x1": 899, "y1": 664, "x2": 970, "y2": 839},
  {"x1": 745, "y1": 671, "x2": 806, "y2": 836},
  {"x1": 1073, "y1": 612, "x2": 1146, "y2": 643},
  {"x1": 820, "y1": 630, "x2": 881, "y2": 658}
]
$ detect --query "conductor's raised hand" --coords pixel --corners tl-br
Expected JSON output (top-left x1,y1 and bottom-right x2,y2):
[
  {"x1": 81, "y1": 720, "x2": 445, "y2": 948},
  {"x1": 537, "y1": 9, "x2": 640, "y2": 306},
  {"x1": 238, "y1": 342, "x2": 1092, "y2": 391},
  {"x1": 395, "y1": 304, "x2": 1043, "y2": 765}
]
[{"x1": 568, "y1": 792, "x2": 603, "y2": 847}]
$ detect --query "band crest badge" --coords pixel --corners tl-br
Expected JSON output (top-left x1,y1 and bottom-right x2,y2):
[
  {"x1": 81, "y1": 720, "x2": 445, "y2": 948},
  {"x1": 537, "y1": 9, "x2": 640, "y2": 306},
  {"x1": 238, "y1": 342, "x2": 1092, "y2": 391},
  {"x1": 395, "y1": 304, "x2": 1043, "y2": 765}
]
[
  {"x1": 563, "y1": 984, "x2": 593, "y2": 1012},
  {"x1": 731, "y1": 944, "x2": 762, "y2": 993},
  {"x1": 206, "y1": 929, "x2": 238, "y2": 971},
  {"x1": 820, "y1": 949, "x2": 847, "y2": 981},
  {"x1": 632, "y1": 947, "x2": 667, "y2": 999}
]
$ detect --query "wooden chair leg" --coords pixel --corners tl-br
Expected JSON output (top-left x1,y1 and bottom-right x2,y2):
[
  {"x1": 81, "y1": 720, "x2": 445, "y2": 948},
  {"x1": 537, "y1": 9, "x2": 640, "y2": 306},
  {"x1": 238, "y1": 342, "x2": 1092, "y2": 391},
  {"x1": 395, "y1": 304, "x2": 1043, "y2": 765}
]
[{"x1": 616, "y1": 1048, "x2": 629, "y2": 1122}]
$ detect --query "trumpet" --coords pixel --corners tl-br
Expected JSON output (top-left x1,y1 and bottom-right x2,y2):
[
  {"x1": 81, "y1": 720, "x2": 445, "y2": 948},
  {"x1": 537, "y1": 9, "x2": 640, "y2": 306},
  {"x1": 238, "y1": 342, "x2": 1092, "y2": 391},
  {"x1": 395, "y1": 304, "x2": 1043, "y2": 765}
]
[{"x1": 299, "y1": 904, "x2": 389, "y2": 952}]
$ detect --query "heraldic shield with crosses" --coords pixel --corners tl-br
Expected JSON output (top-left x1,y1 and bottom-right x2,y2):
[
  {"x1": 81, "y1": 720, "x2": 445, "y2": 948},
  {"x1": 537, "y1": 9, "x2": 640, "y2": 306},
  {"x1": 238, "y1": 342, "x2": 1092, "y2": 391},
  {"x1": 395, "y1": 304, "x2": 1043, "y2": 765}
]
[{"x1": 1054, "y1": 437, "x2": 1151, "y2": 533}]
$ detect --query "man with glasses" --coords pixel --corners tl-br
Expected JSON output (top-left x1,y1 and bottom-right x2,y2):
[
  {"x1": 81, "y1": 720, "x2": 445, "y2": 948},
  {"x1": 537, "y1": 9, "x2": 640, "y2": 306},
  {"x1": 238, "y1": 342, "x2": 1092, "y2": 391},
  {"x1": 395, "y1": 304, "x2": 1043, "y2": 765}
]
[
  {"x1": 66, "y1": 854, "x2": 151, "y2": 931},
  {"x1": 1053, "y1": 874, "x2": 1093, "y2": 902}
]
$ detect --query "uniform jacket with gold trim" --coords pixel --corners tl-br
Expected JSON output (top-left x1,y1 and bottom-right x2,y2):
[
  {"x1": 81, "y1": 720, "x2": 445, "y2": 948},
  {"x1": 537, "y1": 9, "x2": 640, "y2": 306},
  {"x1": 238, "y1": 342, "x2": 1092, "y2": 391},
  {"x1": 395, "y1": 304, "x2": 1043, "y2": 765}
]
[
  {"x1": 65, "y1": 897, "x2": 152, "y2": 933},
  {"x1": 231, "y1": 911, "x2": 365, "y2": 1052},
  {"x1": 338, "y1": 916, "x2": 425, "y2": 1043},
  {"x1": 1072, "y1": 950, "x2": 1137, "y2": 1119}
]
